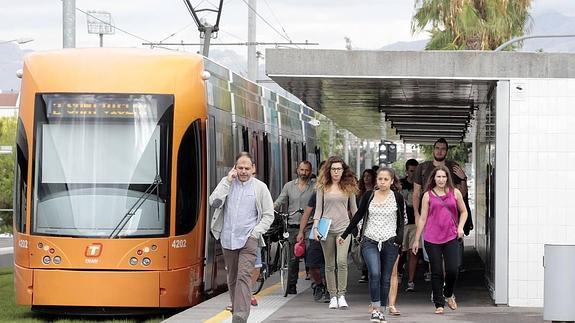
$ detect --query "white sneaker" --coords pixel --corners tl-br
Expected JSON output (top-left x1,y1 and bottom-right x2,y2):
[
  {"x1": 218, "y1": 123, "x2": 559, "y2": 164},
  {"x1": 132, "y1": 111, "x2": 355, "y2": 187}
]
[
  {"x1": 329, "y1": 296, "x2": 338, "y2": 309},
  {"x1": 405, "y1": 281, "x2": 415, "y2": 292},
  {"x1": 338, "y1": 295, "x2": 349, "y2": 309}
]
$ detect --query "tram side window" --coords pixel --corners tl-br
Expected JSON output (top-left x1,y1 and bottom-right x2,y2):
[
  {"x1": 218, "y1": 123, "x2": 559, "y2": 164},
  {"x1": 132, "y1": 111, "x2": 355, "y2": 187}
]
[
  {"x1": 285, "y1": 139, "x2": 292, "y2": 181},
  {"x1": 176, "y1": 119, "x2": 203, "y2": 235},
  {"x1": 14, "y1": 118, "x2": 28, "y2": 233}
]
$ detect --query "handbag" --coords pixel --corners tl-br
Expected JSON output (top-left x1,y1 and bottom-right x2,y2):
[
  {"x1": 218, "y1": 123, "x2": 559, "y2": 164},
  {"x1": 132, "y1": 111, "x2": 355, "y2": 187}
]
[
  {"x1": 350, "y1": 237, "x2": 364, "y2": 270},
  {"x1": 350, "y1": 191, "x2": 375, "y2": 270},
  {"x1": 431, "y1": 189, "x2": 464, "y2": 266},
  {"x1": 463, "y1": 194, "x2": 474, "y2": 235}
]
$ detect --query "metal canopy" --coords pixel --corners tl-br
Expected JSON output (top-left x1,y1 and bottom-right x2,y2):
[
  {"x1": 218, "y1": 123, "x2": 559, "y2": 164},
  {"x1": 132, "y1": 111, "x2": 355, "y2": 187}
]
[
  {"x1": 271, "y1": 76, "x2": 494, "y2": 142},
  {"x1": 265, "y1": 49, "x2": 575, "y2": 143}
]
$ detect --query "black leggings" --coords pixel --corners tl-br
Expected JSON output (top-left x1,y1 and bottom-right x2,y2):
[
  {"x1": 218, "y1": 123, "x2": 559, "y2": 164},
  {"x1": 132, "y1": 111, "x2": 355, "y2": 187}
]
[{"x1": 424, "y1": 238, "x2": 460, "y2": 308}]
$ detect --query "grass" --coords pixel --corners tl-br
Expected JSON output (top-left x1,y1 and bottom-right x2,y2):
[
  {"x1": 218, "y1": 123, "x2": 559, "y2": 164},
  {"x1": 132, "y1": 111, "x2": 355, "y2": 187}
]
[
  {"x1": 0, "y1": 268, "x2": 167, "y2": 323},
  {"x1": 0, "y1": 225, "x2": 11, "y2": 235}
]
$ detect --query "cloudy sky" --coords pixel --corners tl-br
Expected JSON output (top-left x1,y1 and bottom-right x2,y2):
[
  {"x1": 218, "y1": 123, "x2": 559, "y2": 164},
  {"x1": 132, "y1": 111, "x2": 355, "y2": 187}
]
[{"x1": 3, "y1": 0, "x2": 575, "y2": 55}]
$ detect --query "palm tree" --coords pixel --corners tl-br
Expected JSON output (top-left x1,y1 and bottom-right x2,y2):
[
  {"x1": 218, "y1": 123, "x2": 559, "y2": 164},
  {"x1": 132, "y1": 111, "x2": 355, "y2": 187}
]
[{"x1": 411, "y1": 0, "x2": 533, "y2": 50}]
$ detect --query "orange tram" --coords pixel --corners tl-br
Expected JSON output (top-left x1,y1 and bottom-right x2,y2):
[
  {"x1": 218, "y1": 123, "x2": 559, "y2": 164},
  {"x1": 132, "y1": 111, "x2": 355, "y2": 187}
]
[{"x1": 13, "y1": 48, "x2": 327, "y2": 313}]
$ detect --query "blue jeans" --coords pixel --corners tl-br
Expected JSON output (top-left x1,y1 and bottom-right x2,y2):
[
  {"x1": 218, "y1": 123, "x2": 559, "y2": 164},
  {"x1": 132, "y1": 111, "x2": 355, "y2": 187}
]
[{"x1": 361, "y1": 237, "x2": 399, "y2": 307}]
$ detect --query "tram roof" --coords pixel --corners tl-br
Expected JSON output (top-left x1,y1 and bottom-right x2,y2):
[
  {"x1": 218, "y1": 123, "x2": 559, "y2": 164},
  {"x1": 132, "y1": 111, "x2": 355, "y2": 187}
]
[{"x1": 265, "y1": 49, "x2": 575, "y2": 143}]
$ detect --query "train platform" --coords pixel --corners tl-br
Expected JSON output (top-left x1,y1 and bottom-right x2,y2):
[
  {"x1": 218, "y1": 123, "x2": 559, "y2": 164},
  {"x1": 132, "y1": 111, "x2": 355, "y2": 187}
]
[{"x1": 164, "y1": 245, "x2": 544, "y2": 323}]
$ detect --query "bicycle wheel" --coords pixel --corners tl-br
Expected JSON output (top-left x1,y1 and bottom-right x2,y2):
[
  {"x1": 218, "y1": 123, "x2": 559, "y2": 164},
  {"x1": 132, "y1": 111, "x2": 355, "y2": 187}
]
[
  {"x1": 252, "y1": 248, "x2": 267, "y2": 295},
  {"x1": 279, "y1": 240, "x2": 291, "y2": 297}
]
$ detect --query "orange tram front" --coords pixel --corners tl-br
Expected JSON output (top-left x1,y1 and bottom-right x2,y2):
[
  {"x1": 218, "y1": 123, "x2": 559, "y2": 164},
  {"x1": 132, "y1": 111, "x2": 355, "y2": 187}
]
[{"x1": 13, "y1": 48, "x2": 210, "y2": 312}]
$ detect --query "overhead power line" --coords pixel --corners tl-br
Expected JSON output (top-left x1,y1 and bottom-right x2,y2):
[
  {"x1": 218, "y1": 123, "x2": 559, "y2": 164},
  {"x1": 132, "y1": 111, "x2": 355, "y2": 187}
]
[
  {"x1": 71, "y1": 5, "x2": 152, "y2": 44},
  {"x1": 261, "y1": 0, "x2": 292, "y2": 42},
  {"x1": 142, "y1": 41, "x2": 318, "y2": 46},
  {"x1": 238, "y1": 0, "x2": 292, "y2": 43},
  {"x1": 182, "y1": 0, "x2": 224, "y2": 35}
]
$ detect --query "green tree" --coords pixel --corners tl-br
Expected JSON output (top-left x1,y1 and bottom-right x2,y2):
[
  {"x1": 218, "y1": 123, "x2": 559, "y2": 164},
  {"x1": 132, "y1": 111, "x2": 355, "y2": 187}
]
[
  {"x1": 0, "y1": 117, "x2": 16, "y2": 229},
  {"x1": 412, "y1": 0, "x2": 533, "y2": 50}
]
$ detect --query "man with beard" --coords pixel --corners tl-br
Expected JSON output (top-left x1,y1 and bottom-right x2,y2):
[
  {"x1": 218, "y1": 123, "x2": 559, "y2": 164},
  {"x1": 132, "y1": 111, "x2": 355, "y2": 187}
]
[
  {"x1": 274, "y1": 160, "x2": 315, "y2": 294},
  {"x1": 413, "y1": 138, "x2": 468, "y2": 217}
]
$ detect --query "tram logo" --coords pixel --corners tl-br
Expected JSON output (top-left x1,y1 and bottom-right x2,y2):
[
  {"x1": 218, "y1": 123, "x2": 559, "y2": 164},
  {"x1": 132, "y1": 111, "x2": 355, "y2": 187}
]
[{"x1": 85, "y1": 243, "x2": 103, "y2": 257}]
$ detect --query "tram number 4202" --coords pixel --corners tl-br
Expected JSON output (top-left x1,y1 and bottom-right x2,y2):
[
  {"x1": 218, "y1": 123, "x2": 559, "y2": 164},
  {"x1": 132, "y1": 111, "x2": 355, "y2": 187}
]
[
  {"x1": 18, "y1": 239, "x2": 29, "y2": 248},
  {"x1": 171, "y1": 239, "x2": 187, "y2": 249}
]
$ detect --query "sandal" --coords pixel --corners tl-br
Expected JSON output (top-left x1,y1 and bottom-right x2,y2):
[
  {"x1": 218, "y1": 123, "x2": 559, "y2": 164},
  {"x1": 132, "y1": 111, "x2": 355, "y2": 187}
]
[
  {"x1": 388, "y1": 305, "x2": 401, "y2": 316},
  {"x1": 435, "y1": 307, "x2": 444, "y2": 314},
  {"x1": 225, "y1": 304, "x2": 233, "y2": 312},
  {"x1": 446, "y1": 296, "x2": 457, "y2": 310}
]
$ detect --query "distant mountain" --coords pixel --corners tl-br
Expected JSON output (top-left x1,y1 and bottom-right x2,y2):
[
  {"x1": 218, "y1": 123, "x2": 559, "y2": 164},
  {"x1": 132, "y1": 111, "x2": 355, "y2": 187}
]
[
  {"x1": 380, "y1": 39, "x2": 427, "y2": 51},
  {"x1": 522, "y1": 10, "x2": 575, "y2": 52},
  {"x1": 381, "y1": 11, "x2": 575, "y2": 53}
]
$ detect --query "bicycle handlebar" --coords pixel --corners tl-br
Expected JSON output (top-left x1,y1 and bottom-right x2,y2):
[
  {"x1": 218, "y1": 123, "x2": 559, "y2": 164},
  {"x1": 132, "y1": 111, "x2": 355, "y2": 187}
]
[{"x1": 274, "y1": 209, "x2": 303, "y2": 217}]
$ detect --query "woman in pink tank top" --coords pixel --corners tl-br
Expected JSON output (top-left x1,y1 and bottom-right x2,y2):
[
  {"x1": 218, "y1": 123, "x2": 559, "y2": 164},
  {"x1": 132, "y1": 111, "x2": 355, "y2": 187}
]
[{"x1": 411, "y1": 165, "x2": 468, "y2": 315}]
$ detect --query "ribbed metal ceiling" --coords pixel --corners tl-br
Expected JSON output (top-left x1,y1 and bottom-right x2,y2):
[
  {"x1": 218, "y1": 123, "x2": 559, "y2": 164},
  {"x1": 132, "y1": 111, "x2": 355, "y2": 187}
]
[{"x1": 271, "y1": 76, "x2": 495, "y2": 142}]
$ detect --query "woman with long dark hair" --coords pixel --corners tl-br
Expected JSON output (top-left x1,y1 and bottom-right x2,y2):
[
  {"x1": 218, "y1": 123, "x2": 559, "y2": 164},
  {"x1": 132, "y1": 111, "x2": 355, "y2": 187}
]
[
  {"x1": 312, "y1": 156, "x2": 358, "y2": 310},
  {"x1": 411, "y1": 165, "x2": 468, "y2": 314},
  {"x1": 356, "y1": 168, "x2": 377, "y2": 283},
  {"x1": 358, "y1": 169, "x2": 377, "y2": 200},
  {"x1": 339, "y1": 167, "x2": 405, "y2": 323}
]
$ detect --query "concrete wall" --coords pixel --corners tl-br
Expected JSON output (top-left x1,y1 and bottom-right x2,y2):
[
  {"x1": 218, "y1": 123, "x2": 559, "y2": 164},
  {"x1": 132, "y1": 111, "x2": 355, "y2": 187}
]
[{"x1": 507, "y1": 78, "x2": 575, "y2": 306}]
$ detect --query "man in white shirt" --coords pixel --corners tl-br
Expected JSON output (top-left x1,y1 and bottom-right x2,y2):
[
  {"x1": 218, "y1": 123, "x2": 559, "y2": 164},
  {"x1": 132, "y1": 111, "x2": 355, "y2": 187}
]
[{"x1": 209, "y1": 152, "x2": 274, "y2": 323}]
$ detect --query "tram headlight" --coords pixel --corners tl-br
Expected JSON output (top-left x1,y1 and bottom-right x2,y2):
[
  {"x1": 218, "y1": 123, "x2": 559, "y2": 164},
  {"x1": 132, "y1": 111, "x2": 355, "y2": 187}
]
[
  {"x1": 42, "y1": 256, "x2": 51, "y2": 265},
  {"x1": 53, "y1": 256, "x2": 61, "y2": 264},
  {"x1": 129, "y1": 257, "x2": 138, "y2": 266},
  {"x1": 142, "y1": 257, "x2": 151, "y2": 266}
]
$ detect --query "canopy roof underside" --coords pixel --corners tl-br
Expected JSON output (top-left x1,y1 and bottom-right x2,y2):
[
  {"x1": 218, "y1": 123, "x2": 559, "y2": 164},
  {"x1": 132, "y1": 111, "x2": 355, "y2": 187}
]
[{"x1": 266, "y1": 49, "x2": 575, "y2": 143}]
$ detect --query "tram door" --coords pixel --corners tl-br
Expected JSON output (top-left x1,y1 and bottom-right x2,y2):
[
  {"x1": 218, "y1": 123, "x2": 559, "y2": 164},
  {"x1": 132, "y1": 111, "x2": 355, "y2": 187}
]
[{"x1": 204, "y1": 113, "x2": 232, "y2": 296}]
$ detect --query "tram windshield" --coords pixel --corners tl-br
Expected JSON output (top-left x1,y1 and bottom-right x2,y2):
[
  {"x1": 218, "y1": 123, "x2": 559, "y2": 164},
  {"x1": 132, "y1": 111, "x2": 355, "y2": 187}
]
[{"x1": 32, "y1": 94, "x2": 173, "y2": 238}]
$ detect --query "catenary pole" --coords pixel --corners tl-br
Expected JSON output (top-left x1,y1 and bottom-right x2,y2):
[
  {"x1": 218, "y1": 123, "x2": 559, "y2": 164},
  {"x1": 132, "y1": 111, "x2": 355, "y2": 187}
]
[
  {"x1": 63, "y1": 0, "x2": 75, "y2": 48},
  {"x1": 247, "y1": 0, "x2": 257, "y2": 81}
]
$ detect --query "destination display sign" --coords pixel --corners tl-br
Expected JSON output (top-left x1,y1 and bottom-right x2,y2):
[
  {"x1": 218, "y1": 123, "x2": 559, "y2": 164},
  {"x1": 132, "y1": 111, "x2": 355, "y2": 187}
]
[{"x1": 45, "y1": 95, "x2": 157, "y2": 119}]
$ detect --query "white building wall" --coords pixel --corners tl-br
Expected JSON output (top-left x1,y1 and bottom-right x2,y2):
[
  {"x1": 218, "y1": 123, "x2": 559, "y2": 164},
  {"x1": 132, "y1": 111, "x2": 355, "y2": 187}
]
[{"x1": 507, "y1": 78, "x2": 575, "y2": 307}]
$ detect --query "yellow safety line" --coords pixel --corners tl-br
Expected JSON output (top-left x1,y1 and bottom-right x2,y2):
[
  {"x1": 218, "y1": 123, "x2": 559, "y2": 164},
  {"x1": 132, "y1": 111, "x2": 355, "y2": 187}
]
[
  {"x1": 203, "y1": 283, "x2": 281, "y2": 323},
  {"x1": 203, "y1": 271, "x2": 305, "y2": 323}
]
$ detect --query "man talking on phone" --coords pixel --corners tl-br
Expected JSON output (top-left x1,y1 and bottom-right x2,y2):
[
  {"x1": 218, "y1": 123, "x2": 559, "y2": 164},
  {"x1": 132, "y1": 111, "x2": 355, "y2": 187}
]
[{"x1": 209, "y1": 152, "x2": 274, "y2": 323}]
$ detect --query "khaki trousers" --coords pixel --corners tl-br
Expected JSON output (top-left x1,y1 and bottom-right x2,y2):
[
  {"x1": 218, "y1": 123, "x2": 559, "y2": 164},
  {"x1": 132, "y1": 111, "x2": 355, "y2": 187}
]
[
  {"x1": 320, "y1": 232, "x2": 350, "y2": 297},
  {"x1": 222, "y1": 237, "x2": 258, "y2": 322}
]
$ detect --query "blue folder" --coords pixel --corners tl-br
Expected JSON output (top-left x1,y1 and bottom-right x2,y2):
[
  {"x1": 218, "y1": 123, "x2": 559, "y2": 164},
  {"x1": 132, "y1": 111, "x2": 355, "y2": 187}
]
[{"x1": 309, "y1": 217, "x2": 332, "y2": 241}]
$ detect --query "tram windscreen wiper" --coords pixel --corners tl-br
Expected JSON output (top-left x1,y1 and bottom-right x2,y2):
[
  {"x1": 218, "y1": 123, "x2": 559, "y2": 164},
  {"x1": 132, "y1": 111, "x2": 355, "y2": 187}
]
[{"x1": 109, "y1": 140, "x2": 162, "y2": 239}]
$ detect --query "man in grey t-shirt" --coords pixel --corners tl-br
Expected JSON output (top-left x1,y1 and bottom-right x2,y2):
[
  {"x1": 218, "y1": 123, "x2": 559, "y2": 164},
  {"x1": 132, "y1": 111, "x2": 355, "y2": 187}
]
[{"x1": 274, "y1": 160, "x2": 315, "y2": 294}]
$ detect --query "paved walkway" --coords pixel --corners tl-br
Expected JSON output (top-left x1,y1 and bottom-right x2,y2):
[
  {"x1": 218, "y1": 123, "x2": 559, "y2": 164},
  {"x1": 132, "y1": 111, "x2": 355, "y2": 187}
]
[{"x1": 165, "y1": 247, "x2": 544, "y2": 322}]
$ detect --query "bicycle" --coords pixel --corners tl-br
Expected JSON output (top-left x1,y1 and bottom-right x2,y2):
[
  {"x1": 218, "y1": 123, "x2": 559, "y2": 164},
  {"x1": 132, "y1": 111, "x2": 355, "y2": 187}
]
[{"x1": 251, "y1": 209, "x2": 303, "y2": 297}]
